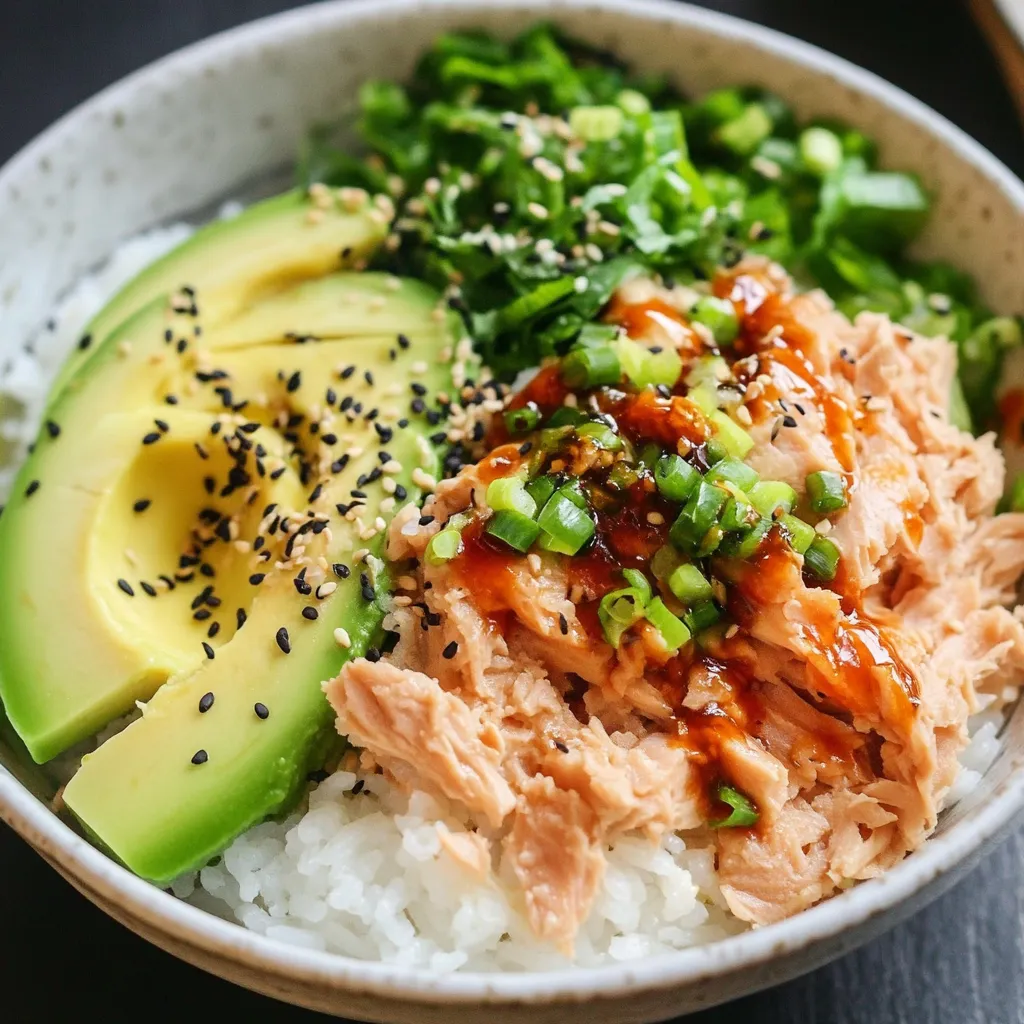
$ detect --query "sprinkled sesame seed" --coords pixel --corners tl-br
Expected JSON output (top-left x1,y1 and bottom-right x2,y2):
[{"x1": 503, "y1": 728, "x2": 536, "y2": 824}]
[
  {"x1": 275, "y1": 627, "x2": 291, "y2": 653},
  {"x1": 46, "y1": 420, "x2": 61, "y2": 439},
  {"x1": 207, "y1": 622, "x2": 220, "y2": 638},
  {"x1": 198, "y1": 692, "x2": 215, "y2": 713},
  {"x1": 558, "y1": 613, "x2": 569, "y2": 636},
  {"x1": 140, "y1": 581, "x2": 157, "y2": 597},
  {"x1": 25, "y1": 480, "x2": 40, "y2": 498},
  {"x1": 249, "y1": 573, "x2": 265, "y2": 585},
  {"x1": 442, "y1": 640, "x2": 458, "y2": 660},
  {"x1": 302, "y1": 606, "x2": 319, "y2": 621},
  {"x1": 334, "y1": 627, "x2": 352, "y2": 648},
  {"x1": 254, "y1": 702, "x2": 270, "y2": 720},
  {"x1": 202, "y1": 643, "x2": 215, "y2": 660},
  {"x1": 117, "y1": 578, "x2": 135, "y2": 597},
  {"x1": 133, "y1": 499, "x2": 151, "y2": 513},
  {"x1": 142, "y1": 432, "x2": 161, "y2": 445},
  {"x1": 191, "y1": 749, "x2": 209, "y2": 765},
  {"x1": 365, "y1": 647, "x2": 381, "y2": 662}
]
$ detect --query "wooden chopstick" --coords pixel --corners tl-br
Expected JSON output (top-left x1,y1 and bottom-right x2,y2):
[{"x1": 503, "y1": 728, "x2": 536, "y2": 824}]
[{"x1": 970, "y1": 0, "x2": 1024, "y2": 121}]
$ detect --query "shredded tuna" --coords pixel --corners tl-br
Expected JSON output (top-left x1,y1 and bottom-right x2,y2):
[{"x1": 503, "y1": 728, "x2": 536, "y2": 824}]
[{"x1": 324, "y1": 260, "x2": 1024, "y2": 944}]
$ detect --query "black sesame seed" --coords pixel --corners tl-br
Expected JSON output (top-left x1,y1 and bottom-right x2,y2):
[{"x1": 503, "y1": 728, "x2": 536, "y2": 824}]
[
  {"x1": 333, "y1": 563, "x2": 350, "y2": 579},
  {"x1": 236, "y1": 608, "x2": 247, "y2": 630},
  {"x1": 782, "y1": 415, "x2": 798, "y2": 428},
  {"x1": 193, "y1": 608, "x2": 212, "y2": 622},
  {"x1": 286, "y1": 371, "x2": 302, "y2": 393},
  {"x1": 249, "y1": 573, "x2": 265, "y2": 585},
  {"x1": 442, "y1": 640, "x2": 459, "y2": 660},
  {"x1": 165, "y1": 394, "x2": 179, "y2": 405},
  {"x1": 191, "y1": 749, "x2": 209, "y2": 765},
  {"x1": 133, "y1": 498, "x2": 151, "y2": 513},
  {"x1": 558, "y1": 612, "x2": 568, "y2": 635},
  {"x1": 340, "y1": 364, "x2": 356, "y2": 380},
  {"x1": 411, "y1": 382, "x2": 428, "y2": 397},
  {"x1": 364, "y1": 370, "x2": 375, "y2": 386},
  {"x1": 397, "y1": 333, "x2": 411, "y2": 350},
  {"x1": 302, "y1": 606, "x2": 319, "y2": 621},
  {"x1": 45, "y1": 420, "x2": 61, "y2": 439},
  {"x1": 365, "y1": 646, "x2": 381, "y2": 662},
  {"x1": 275, "y1": 627, "x2": 291, "y2": 653},
  {"x1": 207, "y1": 621, "x2": 220, "y2": 638},
  {"x1": 117, "y1": 578, "x2": 135, "y2": 597},
  {"x1": 202, "y1": 643, "x2": 215, "y2": 661},
  {"x1": 351, "y1": 779, "x2": 365, "y2": 794},
  {"x1": 554, "y1": 740, "x2": 569, "y2": 753},
  {"x1": 254, "y1": 702, "x2": 270, "y2": 720},
  {"x1": 308, "y1": 483, "x2": 324, "y2": 502},
  {"x1": 154, "y1": 419, "x2": 169, "y2": 433},
  {"x1": 195, "y1": 443, "x2": 209, "y2": 460},
  {"x1": 142, "y1": 432, "x2": 161, "y2": 445},
  {"x1": 394, "y1": 485, "x2": 408, "y2": 501},
  {"x1": 360, "y1": 578, "x2": 376, "y2": 602},
  {"x1": 198, "y1": 692, "x2": 215, "y2": 713},
  {"x1": 374, "y1": 423, "x2": 394, "y2": 444},
  {"x1": 140, "y1": 581, "x2": 157, "y2": 597},
  {"x1": 519, "y1": 442, "x2": 533, "y2": 456},
  {"x1": 419, "y1": 515, "x2": 435, "y2": 526},
  {"x1": 25, "y1": 479, "x2": 40, "y2": 498},
  {"x1": 78, "y1": 332, "x2": 93, "y2": 351}
]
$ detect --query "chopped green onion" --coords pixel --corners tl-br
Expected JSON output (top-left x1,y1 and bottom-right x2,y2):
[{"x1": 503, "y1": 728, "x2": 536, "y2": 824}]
[
  {"x1": 799, "y1": 126, "x2": 843, "y2": 177},
  {"x1": 577, "y1": 421, "x2": 622, "y2": 450},
  {"x1": 650, "y1": 544, "x2": 685, "y2": 580},
  {"x1": 670, "y1": 481, "x2": 728, "y2": 552},
  {"x1": 545, "y1": 407, "x2": 586, "y2": 429},
  {"x1": 804, "y1": 535, "x2": 841, "y2": 580},
  {"x1": 558, "y1": 479, "x2": 588, "y2": 509},
  {"x1": 644, "y1": 597, "x2": 692, "y2": 651},
  {"x1": 709, "y1": 783, "x2": 759, "y2": 828},
  {"x1": 616, "y1": 88, "x2": 650, "y2": 116},
  {"x1": 504, "y1": 406, "x2": 540, "y2": 435},
  {"x1": 576, "y1": 323, "x2": 622, "y2": 347},
  {"x1": 704, "y1": 438, "x2": 729, "y2": 466},
  {"x1": 780, "y1": 514, "x2": 815, "y2": 554},
  {"x1": 486, "y1": 476, "x2": 537, "y2": 518},
  {"x1": 690, "y1": 296, "x2": 740, "y2": 345},
  {"x1": 525, "y1": 475, "x2": 557, "y2": 508},
  {"x1": 569, "y1": 104, "x2": 624, "y2": 142},
  {"x1": 716, "y1": 103, "x2": 772, "y2": 156},
  {"x1": 687, "y1": 384, "x2": 718, "y2": 416},
  {"x1": 621, "y1": 569, "x2": 652, "y2": 604},
  {"x1": 684, "y1": 599, "x2": 721, "y2": 634},
  {"x1": 805, "y1": 470, "x2": 848, "y2": 513},
  {"x1": 425, "y1": 528, "x2": 462, "y2": 565},
  {"x1": 486, "y1": 509, "x2": 541, "y2": 553},
  {"x1": 562, "y1": 345, "x2": 621, "y2": 389},
  {"x1": 597, "y1": 587, "x2": 647, "y2": 647},
  {"x1": 720, "y1": 516, "x2": 772, "y2": 559},
  {"x1": 537, "y1": 492, "x2": 595, "y2": 555},
  {"x1": 696, "y1": 524, "x2": 725, "y2": 557},
  {"x1": 1009, "y1": 472, "x2": 1024, "y2": 513},
  {"x1": 606, "y1": 462, "x2": 640, "y2": 491},
  {"x1": 748, "y1": 480, "x2": 797, "y2": 519},
  {"x1": 655, "y1": 454, "x2": 701, "y2": 503},
  {"x1": 705, "y1": 457, "x2": 759, "y2": 492},
  {"x1": 710, "y1": 411, "x2": 754, "y2": 458},
  {"x1": 668, "y1": 563, "x2": 713, "y2": 605},
  {"x1": 720, "y1": 496, "x2": 758, "y2": 533},
  {"x1": 617, "y1": 337, "x2": 683, "y2": 389}
]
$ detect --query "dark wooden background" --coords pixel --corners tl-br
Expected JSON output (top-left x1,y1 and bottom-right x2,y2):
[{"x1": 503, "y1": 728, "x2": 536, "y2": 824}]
[{"x1": 1, "y1": 1, "x2": 1023, "y2": 1021}]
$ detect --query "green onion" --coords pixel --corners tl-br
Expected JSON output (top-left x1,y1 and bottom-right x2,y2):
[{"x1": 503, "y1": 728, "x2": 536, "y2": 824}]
[
  {"x1": 606, "y1": 462, "x2": 640, "y2": 491},
  {"x1": 525, "y1": 475, "x2": 557, "y2": 508},
  {"x1": 504, "y1": 406, "x2": 540, "y2": 435},
  {"x1": 655, "y1": 454, "x2": 701, "y2": 503},
  {"x1": 621, "y1": 568, "x2": 653, "y2": 604},
  {"x1": 597, "y1": 587, "x2": 647, "y2": 647},
  {"x1": 748, "y1": 480, "x2": 797, "y2": 519},
  {"x1": 576, "y1": 323, "x2": 622, "y2": 347},
  {"x1": 805, "y1": 470, "x2": 848, "y2": 513},
  {"x1": 558, "y1": 479, "x2": 588, "y2": 509},
  {"x1": 705, "y1": 457, "x2": 759, "y2": 492},
  {"x1": 617, "y1": 337, "x2": 683, "y2": 389},
  {"x1": 687, "y1": 384, "x2": 718, "y2": 416},
  {"x1": 710, "y1": 411, "x2": 754, "y2": 458},
  {"x1": 577, "y1": 421, "x2": 622, "y2": 450},
  {"x1": 720, "y1": 496, "x2": 758, "y2": 533},
  {"x1": 537, "y1": 492, "x2": 595, "y2": 555},
  {"x1": 562, "y1": 345, "x2": 621, "y2": 389},
  {"x1": 486, "y1": 509, "x2": 540, "y2": 553},
  {"x1": 684, "y1": 599, "x2": 721, "y2": 634},
  {"x1": 716, "y1": 103, "x2": 773, "y2": 156},
  {"x1": 804, "y1": 535, "x2": 841, "y2": 580},
  {"x1": 668, "y1": 563, "x2": 712, "y2": 605},
  {"x1": 670, "y1": 481, "x2": 728, "y2": 552},
  {"x1": 1009, "y1": 472, "x2": 1024, "y2": 513},
  {"x1": 690, "y1": 296, "x2": 740, "y2": 345},
  {"x1": 780, "y1": 514, "x2": 815, "y2": 554},
  {"x1": 425, "y1": 528, "x2": 462, "y2": 565},
  {"x1": 799, "y1": 126, "x2": 843, "y2": 177},
  {"x1": 720, "y1": 516, "x2": 772, "y2": 559},
  {"x1": 696, "y1": 524, "x2": 725, "y2": 557},
  {"x1": 704, "y1": 438, "x2": 729, "y2": 466},
  {"x1": 616, "y1": 88, "x2": 650, "y2": 116},
  {"x1": 486, "y1": 476, "x2": 537, "y2": 517},
  {"x1": 569, "y1": 104, "x2": 624, "y2": 142},
  {"x1": 644, "y1": 597, "x2": 692, "y2": 651},
  {"x1": 650, "y1": 544, "x2": 685, "y2": 580},
  {"x1": 709, "y1": 782, "x2": 759, "y2": 828},
  {"x1": 545, "y1": 407, "x2": 586, "y2": 429}
]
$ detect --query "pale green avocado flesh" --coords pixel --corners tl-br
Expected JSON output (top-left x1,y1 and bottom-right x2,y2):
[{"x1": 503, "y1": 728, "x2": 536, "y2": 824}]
[{"x1": 0, "y1": 191, "x2": 461, "y2": 883}]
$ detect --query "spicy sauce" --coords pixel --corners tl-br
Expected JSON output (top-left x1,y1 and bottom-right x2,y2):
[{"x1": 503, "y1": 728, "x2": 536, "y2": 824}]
[{"x1": 605, "y1": 295, "x2": 704, "y2": 358}]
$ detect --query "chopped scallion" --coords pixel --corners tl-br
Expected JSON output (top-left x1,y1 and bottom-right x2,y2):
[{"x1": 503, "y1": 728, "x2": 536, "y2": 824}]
[
  {"x1": 655, "y1": 454, "x2": 700, "y2": 503},
  {"x1": 705, "y1": 457, "x2": 759, "y2": 492},
  {"x1": 597, "y1": 587, "x2": 647, "y2": 647},
  {"x1": 748, "y1": 480, "x2": 797, "y2": 519},
  {"x1": 805, "y1": 470, "x2": 848, "y2": 513},
  {"x1": 710, "y1": 410, "x2": 754, "y2": 458},
  {"x1": 537, "y1": 492, "x2": 595, "y2": 555},
  {"x1": 668, "y1": 563, "x2": 712, "y2": 605},
  {"x1": 670, "y1": 481, "x2": 728, "y2": 552},
  {"x1": 684, "y1": 598, "x2": 721, "y2": 634},
  {"x1": 804, "y1": 535, "x2": 841, "y2": 580},
  {"x1": 709, "y1": 782, "x2": 759, "y2": 828},
  {"x1": 780, "y1": 514, "x2": 815, "y2": 554},
  {"x1": 690, "y1": 296, "x2": 740, "y2": 345},
  {"x1": 562, "y1": 345, "x2": 621, "y2": 389},
  {"x1": 486, "y1": 476, "x2": 537, "y2": 517},
  {"x1": 621, "y1": 568, "x2": 652, "y2": 604},
  {"x1": 486, "y1": 509, "x2": 541, "y2": 552},
  {"x1": 644, "y1": 597, "x2": 692, "y2": 651},
  {"x1": 425, "y1": 528, "x2": 462, "y2": 565},
  {"x1": 504, "y1": 405, "x2": 540, "y2": 435}
]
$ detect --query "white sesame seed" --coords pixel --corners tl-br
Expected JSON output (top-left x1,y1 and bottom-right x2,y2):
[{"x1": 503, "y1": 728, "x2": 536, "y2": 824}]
[
  {"x1": 527, "y1": 553, "x2": 542, "y2": 575},
  {"x1": 815, "y1": 519, "x2": 833, "y2": 535},
  {"x1": 646, "y1": 512, "x2": 666, "y2": 526},
  {"x1": 305, "y1": 208, "x2": 326, "y2": 226},
  {"x1": 412, "y1": 468, "x2": 437, "y2": 492},
  {"x1": 382, "y1": 477, "x2": 397, "y2": 495},
  {"x1": 334, "y1": 627, "x2": 352, "y2": 648},
  {"x1": 397, "y1": 575, "x2": 418, "y2": 590},
  {"x1": 735, "y1": 405, "x2": 753, "y2": 427},
  {"x1": 316, "y1": 582, "x2": 338, "y2": 599},
  {"x1": 725, "y1": 624, "x2": 740, "y2": 639},
  {"x1": 527, "y1": 201, "x2": 549, "y2": 220}
]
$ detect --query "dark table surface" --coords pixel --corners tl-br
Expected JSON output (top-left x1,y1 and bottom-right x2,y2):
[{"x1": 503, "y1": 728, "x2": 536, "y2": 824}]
[{"x1": 2, "y1": 1, "x2": 1023, "y2": 1021}]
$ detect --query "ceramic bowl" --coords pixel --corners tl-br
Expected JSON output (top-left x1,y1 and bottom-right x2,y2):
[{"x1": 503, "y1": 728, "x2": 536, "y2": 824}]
[{"x1": 1, "y1": 2, "x2": 1023, "y2": 1020}]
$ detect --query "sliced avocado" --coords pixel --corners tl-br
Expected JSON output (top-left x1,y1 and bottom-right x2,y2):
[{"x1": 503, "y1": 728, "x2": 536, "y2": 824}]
[
  {"x1": 48, "y1": 188, "x2": 390, "y2": 403},
  {"x1": 4, "y1": 261, "x2": 458, "y2": 882},
  {"x1": 0, "y1": 265, "x2": 457, "y2": 765}
]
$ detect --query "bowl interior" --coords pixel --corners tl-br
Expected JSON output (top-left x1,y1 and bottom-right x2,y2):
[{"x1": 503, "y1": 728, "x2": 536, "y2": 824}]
[{"x1": 1, "y1": 0, "x2": 1023, "y2": 1015}]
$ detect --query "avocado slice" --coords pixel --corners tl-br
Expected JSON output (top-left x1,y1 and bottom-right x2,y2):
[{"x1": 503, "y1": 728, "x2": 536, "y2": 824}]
[
  {"x1": 48, "y1": 188, "x2": 389, "y2": 404},
  {"x1": 1, "y1": 260, "x2": 459, "y2": 881}
]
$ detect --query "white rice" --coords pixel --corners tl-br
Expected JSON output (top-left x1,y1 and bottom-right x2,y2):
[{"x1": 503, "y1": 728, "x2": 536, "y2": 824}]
[{"x1": 0, "y1": 218, "x2": 1011, "y2": 972}]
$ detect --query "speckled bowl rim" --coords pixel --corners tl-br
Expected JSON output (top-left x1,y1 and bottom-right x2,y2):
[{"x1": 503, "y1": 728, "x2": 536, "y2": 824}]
[{"x1": 1, "y1": 0, "x2": 1024, "y2": 1009}]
